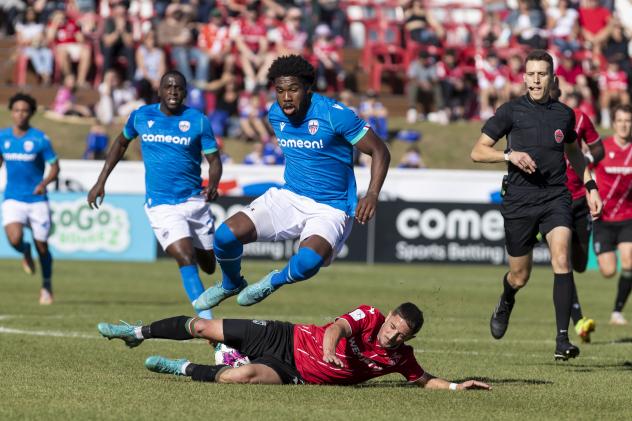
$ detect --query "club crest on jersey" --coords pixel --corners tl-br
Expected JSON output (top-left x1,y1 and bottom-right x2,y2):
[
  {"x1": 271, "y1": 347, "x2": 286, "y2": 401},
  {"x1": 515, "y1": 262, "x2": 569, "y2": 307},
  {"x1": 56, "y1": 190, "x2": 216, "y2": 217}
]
[
  {"x1": 3, "y1": 141, "x2": 9, "y2": 149},
  {"x1": 179, "y1": 121, "x2": 190, "y2": 132},
  {"x1": 148, "y1": 120, "x2": 155, "y2": 128},
  {"x1": 308, "y1": 119, "x2": 319, "y2": 135},
  {"x1": 280, "y1": 122, "x2": 286, "y2": 132},
  {"x1": 610, "y1": 151, "x2": 616, "y2": 159},
  {"x1": 554, "y1": 129, "x2": 564, "y2": 143},
  {"x1": 23, "y1": 140, "x2": 34, "y2": 152}
]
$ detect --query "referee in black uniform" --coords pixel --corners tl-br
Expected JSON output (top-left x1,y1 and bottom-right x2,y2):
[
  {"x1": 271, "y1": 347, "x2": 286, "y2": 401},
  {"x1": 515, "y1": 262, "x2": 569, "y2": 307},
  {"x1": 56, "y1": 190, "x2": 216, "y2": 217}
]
[{"x1": 471, "y1": 50, "x2": 602, "y2": 360}]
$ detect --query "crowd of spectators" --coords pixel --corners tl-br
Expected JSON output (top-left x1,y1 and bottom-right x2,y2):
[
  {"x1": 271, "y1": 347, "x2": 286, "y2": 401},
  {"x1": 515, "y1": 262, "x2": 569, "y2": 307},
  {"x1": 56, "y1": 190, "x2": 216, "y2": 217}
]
[{"x1": 1, "y1": 0, "x2": 631, "y2": 165}]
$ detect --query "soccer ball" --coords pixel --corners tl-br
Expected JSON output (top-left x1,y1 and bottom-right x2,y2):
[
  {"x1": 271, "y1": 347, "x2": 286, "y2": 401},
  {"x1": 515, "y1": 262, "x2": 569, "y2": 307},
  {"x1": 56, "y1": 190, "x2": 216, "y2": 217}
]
[{"x1": 214, "y1": 343, "x2": 250, "y2": 367}]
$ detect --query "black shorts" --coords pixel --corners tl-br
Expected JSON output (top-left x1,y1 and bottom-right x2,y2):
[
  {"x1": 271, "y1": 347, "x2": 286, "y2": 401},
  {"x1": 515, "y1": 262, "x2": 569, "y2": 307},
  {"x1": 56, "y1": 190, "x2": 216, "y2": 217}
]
[
  {"x1": 501, "y1": 185, "x2": 572, "y2": 257},
  {"x1": 592, "y1": 219, "x2": 632, "y2": 255},
  {"x1": 222, "y1": 319, "x2": 304, "y2": 384}
]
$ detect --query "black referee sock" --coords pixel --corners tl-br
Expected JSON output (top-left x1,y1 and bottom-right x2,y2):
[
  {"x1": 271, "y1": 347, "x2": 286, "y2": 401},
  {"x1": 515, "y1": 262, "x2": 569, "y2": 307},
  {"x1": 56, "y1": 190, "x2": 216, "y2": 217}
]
[
  {"x1": 553, "y1": 272, "x2": 573, "y2": 341},
  {"x1": 141, "y1": 316, "x2": 193, "y2": 340},
  {"x1": 188, "y1": 364, "x2": 229, "y2": 382},
  {"x1": 502, "y1": 273, "x2": 518, "y2": 303},
  {"x1": 614, "y1": 270, "x2": 632, "y2": 312},
  {"x1": 570, "y1": 277, "x2": 583, "y2": 325}
]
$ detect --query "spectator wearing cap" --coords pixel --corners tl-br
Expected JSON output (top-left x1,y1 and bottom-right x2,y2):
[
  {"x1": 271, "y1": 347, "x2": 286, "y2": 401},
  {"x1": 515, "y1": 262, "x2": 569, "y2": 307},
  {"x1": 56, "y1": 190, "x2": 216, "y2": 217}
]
[
  {"x1": 359, "y1": 90, "x2": 388, "y2": 140},
  {"x1": 406, "y1": 50, "x2": 442, "y2": 123},
  {"x1": 313, "y1": 24, "x2": 345, "y2": 92},
  {"x1": 398, "y1": 145, "x2": 425, "y2": 169}
]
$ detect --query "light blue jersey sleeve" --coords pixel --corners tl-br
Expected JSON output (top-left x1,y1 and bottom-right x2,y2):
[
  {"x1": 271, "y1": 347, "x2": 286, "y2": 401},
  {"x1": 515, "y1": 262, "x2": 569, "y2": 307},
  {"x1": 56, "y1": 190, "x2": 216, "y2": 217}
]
[
  {"x1": 123, "y1": 109, "x2": 139, "y2": 140},
  {"x1": 41, "y1": 135, "x2": 58, "y2": 164},
  {"x1": 329, "y1": 103, "x2": 369, "y2": 145},
  {"x1": 201, "y1": 115, "x2": 218, "y2": 155}
]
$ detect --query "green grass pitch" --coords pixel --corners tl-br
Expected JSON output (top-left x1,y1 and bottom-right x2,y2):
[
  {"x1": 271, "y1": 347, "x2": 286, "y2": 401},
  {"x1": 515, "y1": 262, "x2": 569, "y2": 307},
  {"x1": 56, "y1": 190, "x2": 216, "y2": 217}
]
[{"x1": 1, "y1": 259, "x2": 630, "y2": 420}]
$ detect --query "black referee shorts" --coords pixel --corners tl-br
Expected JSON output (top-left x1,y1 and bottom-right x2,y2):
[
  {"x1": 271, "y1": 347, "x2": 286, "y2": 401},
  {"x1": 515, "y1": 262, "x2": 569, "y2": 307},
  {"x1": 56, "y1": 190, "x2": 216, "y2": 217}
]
[
  {"x1": 592, "y1": 219, "x2": 632, "y2": 255},
  {"x1": 222, "y1": 319, "x2": 304, "y2": 384},
  {"x1": 501, "y1": 186, "x2": 572, "y2": 257}
]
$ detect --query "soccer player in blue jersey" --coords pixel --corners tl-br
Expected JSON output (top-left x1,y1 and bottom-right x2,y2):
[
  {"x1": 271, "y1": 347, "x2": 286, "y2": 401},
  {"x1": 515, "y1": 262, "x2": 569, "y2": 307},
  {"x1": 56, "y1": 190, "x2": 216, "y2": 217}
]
[
  {"x1": 87, "y1": 71, "x2": 222, "y2": 320},
  {"x1": 194, "y1": 55, "x2": 391, "y2": 310},
  {"x1": 0, "y1": 93, "x2": 59, "y2": 305}
]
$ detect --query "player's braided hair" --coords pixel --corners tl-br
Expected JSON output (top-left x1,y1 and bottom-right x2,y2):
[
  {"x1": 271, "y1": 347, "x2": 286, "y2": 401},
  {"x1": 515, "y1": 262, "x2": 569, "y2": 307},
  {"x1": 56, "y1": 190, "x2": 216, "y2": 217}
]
[
  {"x1": 393, "y1": 302, "x2": 424, "y2": 335},
  {"x1": 8, "y1": 92, "x2": 37, "y2": 114},
  {"x1": 267, "y1": 54, "x2": 315, "y2": 87}
]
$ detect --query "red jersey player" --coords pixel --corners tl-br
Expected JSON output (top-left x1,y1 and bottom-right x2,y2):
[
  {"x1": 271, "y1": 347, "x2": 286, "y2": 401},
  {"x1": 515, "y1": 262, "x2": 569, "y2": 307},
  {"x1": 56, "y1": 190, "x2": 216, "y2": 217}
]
[
  {"x1": 592, "y1": 104, "x2": 632, "y2": 326},
  {"x1": 97, "y1": 303, "x2": 491, "y2": 390}
]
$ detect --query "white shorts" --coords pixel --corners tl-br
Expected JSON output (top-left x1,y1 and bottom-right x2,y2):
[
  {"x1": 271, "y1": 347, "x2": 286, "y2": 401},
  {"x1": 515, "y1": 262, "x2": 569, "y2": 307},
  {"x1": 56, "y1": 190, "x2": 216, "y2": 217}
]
[
  {"x1": 241, "y1": 188, "x2": 353, "y2": 265},
  {"x1": 145, "y1": 195, "x2": 215, "y2": 251},
  {"x1": 1, "y1": 199, "x2": 51, "y2": 242}
]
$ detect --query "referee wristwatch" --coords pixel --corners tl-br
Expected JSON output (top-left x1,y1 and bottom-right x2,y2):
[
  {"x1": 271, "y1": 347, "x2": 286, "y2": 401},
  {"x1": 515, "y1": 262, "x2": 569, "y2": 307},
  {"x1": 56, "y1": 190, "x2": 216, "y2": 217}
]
[{"x1": 504, "y1": 149, "x2": 512, "y2": 162}]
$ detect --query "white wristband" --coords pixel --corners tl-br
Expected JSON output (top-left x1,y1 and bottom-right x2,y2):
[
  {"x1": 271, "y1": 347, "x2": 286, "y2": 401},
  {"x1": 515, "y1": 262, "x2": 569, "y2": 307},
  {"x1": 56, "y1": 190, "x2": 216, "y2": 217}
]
[{"x1": 449, "y1": 382, "x2": 458, "y2": 391}]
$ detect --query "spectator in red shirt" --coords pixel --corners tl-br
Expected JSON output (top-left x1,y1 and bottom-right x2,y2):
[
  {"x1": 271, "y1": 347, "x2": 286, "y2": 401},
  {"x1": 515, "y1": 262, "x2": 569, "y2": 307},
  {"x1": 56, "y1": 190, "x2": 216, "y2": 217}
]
[
  {"x1": 578, "y1": 0, "x2": 612, "y2": 51},
  {"x1": 230, "y1": 4, "x2": 269, "y2": 92},
  {"x1": 197, "y1": 9, "x2": 235, "y2": 86},
  {"x1": 97, "y1": 302, "x2": 491, "y2": 390},
  {"x1": 599, "y1": 58, "x2": 630, "y2": 128},
  {"x1": 46, "y1": 10, "x2": 92, "y2": 87},
  {"x1": 313, "y1": 24, "x2": 344, "y2": 91}
]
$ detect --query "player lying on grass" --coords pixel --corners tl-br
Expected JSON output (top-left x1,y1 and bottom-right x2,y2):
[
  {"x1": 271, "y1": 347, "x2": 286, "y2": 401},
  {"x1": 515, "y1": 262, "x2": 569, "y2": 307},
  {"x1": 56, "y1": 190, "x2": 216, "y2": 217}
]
[{"x1": 98, "y1": 302, "x2": 491, "y2": 390}]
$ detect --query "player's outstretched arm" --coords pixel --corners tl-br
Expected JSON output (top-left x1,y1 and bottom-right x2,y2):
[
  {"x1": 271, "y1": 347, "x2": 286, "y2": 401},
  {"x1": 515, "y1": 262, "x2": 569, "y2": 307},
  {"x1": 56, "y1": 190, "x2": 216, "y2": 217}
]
[
  {"x1": 87, "y1": 133, "x2": 131, "y2": 209},
  {"x1": 354, "y1": 128, "x2": 390, "y2": 224},
  {"x1": 202, "y1": 151, "x2": 222, "y2": 201},
  {"x1": 414, "y1": 372, "x2": 491, "y2": 391},
  {"x1": 322, "y1": 319, "x2": 352, "y2": 368}
]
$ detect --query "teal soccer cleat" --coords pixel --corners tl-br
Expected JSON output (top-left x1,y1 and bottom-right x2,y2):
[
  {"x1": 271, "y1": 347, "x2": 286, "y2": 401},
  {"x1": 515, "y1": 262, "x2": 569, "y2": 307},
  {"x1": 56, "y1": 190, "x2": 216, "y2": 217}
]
[
  {"x1": 236, "y1": 270, "x2": 279, "y2": 306},
  {"x1": 194, "y1": 278, "x2": 247, "y2": 311},
  {"x1": 97, "y1": 321, "x2": 143, "y2": 348},
  {"x1": 145, "y1": 355, "x2": 189, "y2": 376}
]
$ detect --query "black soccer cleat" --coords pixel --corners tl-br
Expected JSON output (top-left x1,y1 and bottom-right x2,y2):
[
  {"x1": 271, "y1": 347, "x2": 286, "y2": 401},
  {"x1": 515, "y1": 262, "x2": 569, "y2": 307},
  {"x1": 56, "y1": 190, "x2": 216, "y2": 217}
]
[
  {"x1": 554, "y1": 340, "x2": 580, "y2": 361},
  {"x1": 490, "y1": 296, "x2": 514, "y2": 339}
]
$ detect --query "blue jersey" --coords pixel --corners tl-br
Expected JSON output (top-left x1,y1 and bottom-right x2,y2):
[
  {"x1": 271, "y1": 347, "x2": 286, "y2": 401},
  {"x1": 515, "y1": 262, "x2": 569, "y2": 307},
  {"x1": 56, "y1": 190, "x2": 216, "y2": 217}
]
[
  {"x1": 0, "y1": 127, "x2": 57, "y2": 203},
  {"x1": 123, "y1": 104, "x2": 218, "y2": 207},
  {"x1": 268, "y1": 93, "x2": 369, "y2": 215}
]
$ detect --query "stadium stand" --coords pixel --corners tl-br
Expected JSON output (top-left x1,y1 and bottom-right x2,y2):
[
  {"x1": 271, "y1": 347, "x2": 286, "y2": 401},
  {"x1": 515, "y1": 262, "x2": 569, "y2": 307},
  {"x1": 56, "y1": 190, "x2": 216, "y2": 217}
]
[{"x1": 0, "y1": 0, "x2": 630, "y2": 131}]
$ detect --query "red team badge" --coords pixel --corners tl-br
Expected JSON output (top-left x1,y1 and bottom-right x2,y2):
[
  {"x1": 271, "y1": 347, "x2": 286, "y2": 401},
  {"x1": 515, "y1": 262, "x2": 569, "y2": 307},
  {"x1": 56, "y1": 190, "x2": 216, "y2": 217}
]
[
  {"x1": 308, "y1": 119, "x2": 319, "y2": 135},
  {"x1": 554, "y1": 129, "x2": 564, "y2": 143}
]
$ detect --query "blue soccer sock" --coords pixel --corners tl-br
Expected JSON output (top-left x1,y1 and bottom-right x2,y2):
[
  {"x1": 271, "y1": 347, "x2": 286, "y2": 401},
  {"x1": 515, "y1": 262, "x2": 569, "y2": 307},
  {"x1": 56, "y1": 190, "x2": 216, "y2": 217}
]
[
  {"x1": 214, "y1": 224, "x2": 244, "y2": 290},
  {"x1": 40, "y1": 250, "x2": 53, "y2": 292},
  {"x1": 271, "y1": 247, "x2": 324, "y2": 288},
  {"x1": 11, "y1": 240, "x2": 26, "y2": 254},
  {"x1": 179, "y1": 265, "x2": 212, "y2": 319}
]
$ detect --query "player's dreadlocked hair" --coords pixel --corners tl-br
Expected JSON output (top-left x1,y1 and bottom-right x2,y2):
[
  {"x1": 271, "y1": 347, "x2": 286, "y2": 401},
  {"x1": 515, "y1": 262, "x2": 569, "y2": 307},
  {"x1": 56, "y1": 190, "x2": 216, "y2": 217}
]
[
  {"x1": 160, "y1": 70, "x2": 187, "y2": 89},
  {"x1": 8, "y1": 92, "x2": 37, "y2": 114},
  {"x1": 267, "y1": 55, "x2": 315, "y2": 87},
  {"x1": 393, "y1": 302, "x2": 424, "y2": 335}
]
